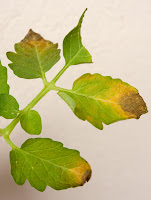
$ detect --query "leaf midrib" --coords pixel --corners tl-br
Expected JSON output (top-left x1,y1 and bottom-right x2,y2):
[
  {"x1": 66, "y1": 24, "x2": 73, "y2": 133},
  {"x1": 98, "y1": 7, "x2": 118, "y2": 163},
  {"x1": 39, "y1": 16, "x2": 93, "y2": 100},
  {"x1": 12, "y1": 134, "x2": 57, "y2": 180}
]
[
  {"x1": 34, "y1": 45, "x2": 45, "y2": 79},
  {"x1": 16, "y1": 148, "x2": 80, "y2": 172},
  {"x1": 60, "y1": 88, "x2": 118, "y2": 105},
  {"x1": 66, "y1": 46, "x2": 85, "y2": 66}
]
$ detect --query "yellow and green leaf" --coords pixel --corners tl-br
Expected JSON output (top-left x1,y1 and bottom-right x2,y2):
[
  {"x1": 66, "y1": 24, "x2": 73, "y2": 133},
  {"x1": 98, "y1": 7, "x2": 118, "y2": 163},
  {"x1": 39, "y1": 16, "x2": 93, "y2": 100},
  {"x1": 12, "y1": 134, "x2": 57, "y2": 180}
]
[
  {"x1": 7, "y1": 29, "x2": 60, "y2": 80},
  {"x1": 58, "y1": 73, "x2": 148, "y2": 130},
  {"x1": 10, "y1": 138, "x2": 91, "y2": 191}
]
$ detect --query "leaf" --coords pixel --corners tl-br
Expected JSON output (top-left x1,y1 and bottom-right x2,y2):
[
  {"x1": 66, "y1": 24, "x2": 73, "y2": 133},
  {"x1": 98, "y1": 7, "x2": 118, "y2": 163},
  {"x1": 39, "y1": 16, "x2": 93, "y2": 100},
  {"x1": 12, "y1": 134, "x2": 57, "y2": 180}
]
[
  {"x1": 20, "y1": 110, "x2": 42, "y2": 135},
  {"x1": 0, "y1": 61, "x2": 19, "y2": 119},
  {"x1": 0, "y1": 61, "x2": 9, "y2": 94},
  {"x1": 6, "y1": 29, "x2": 61, "y2": 80},
  {"x1": 63, "y1": 8, "x2": 92, "y2": 66},
  {"x1": 10, "y1": 138, "x2": 91, "y2": 191},
  {"x1": 0, "y1": 94, "x2": 19, "y2": 119},
  {"x1": 58, "y1": 73, "x2": 148, "y2": 130}
]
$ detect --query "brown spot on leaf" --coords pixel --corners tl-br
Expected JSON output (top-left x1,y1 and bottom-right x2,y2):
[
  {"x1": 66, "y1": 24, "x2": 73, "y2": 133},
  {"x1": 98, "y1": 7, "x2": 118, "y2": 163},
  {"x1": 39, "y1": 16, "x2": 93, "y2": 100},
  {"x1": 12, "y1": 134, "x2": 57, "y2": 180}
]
[
  {"x1": 120, "y1": 92, "x2": 148, "y2": 119},
  {"x1": 22, "y1": 29, "x2": 43, "y2": 42},
  {"x1": 70, "y1": 161, "x2": 92, "y2": 187},
  {"x1": 20, "y1": 29, "x2": 54, "y2": 51},
  {"x1": 80, "y1": 169, "x2": 92, "y2": 186},
  {"x1": 22, "y1": 29, "x2": 47, "y2": 43}
]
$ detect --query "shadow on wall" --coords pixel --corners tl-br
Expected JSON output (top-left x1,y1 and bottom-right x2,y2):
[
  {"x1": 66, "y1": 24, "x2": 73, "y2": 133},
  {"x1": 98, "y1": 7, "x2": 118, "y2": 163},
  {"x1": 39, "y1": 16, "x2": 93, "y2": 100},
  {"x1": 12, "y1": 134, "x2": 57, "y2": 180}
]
[{"x1": 0, "y1": 164, "x2": 32, "y2": 200}]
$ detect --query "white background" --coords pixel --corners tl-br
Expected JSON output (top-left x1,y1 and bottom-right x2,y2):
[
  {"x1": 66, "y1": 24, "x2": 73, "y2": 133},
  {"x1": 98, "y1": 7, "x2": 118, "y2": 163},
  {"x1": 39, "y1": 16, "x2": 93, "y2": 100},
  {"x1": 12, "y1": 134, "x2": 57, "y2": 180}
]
[{"x1": 0, "y1": 0, "x2": 150, "y2": 199}]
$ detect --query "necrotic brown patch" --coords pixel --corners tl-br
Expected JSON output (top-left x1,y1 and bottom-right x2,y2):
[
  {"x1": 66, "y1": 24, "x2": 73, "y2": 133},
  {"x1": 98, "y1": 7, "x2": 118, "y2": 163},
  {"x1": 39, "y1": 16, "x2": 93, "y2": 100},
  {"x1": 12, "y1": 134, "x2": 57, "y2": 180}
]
[
  {"x1": 20, "y1": 29, "x2": 53, "y2": 51},
  {"x1": 119, "y1": 92, "x2": 148, "y2": 119},
  {"x1": 22, "y1": 29, "x2": 43, "y2": 42},
  {"x1": 80, "y1": 169, "x2": 92, "y2": 186}
]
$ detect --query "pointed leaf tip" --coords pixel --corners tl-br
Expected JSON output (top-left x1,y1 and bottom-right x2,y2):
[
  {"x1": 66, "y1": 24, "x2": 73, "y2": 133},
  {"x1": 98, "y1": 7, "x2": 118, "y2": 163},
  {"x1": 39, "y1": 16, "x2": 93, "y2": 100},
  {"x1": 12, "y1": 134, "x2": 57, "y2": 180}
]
[
  {"x1": 78, "y1": 8, "x2": 88, "y2": 26},
  {"x1": 63, "y1": 9, "x2": 92, "y2": 66}
]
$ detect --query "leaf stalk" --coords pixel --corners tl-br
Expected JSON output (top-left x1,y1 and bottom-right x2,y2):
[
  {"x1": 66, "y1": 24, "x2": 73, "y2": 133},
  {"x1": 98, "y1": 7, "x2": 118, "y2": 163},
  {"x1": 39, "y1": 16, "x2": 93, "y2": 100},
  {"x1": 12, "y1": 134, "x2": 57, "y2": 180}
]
[{"x1": 1, "y1": 62, "x2": 70, "y2": 147}]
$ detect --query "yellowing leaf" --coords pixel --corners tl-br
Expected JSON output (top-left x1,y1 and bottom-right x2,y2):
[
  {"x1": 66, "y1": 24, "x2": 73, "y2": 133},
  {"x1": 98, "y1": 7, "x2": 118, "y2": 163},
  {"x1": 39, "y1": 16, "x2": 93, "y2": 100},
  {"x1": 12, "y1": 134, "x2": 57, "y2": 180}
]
[
  {"x1": 63, "y1": 9, "x2": 92, "y2": 66},
  {"x1": 10, "y1": 138, "x2": 91, "y2": 191},
  {"x1": 7, "y1": 29, "x2": 60, "y2": 80},
  {"x1": 58, "y1": 73, "x2": 148, "y2": 130}
]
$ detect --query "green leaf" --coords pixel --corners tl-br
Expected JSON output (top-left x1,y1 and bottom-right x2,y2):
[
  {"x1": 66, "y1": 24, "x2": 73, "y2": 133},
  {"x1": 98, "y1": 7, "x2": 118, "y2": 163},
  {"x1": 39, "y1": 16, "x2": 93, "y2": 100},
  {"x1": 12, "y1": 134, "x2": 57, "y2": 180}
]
[
  {"x1": 10, "y1": 138, "x2": 91, "y2": 191},
  {"x1": 20, "y1": 110, "x2": 42, "y2": 135},
  {"x1": 0, "y1": 61, "x2": 19, "y2": 119},
  {"x1": 63, "y1": 8, "x2": 92, "y2": 66},
  {"x1": 0, "y1": 94, "x2": 19, "y2": 119},
  {"x1": 58, "y1": 73, "x2": 148, "y2": 130},
  {"x1": 0, "y1": 61, "x2": 9, "y2": 94},
  {"x1": 6, "y1": 29, "x2": 61, "y2": 80}
]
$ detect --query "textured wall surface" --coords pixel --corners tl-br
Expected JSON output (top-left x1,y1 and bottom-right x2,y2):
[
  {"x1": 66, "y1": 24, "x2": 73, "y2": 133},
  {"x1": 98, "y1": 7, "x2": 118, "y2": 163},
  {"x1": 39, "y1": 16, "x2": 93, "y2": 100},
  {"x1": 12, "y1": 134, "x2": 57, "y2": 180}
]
[{"x1": 0, "y1": 0, "x2": 151, "y2": 199}]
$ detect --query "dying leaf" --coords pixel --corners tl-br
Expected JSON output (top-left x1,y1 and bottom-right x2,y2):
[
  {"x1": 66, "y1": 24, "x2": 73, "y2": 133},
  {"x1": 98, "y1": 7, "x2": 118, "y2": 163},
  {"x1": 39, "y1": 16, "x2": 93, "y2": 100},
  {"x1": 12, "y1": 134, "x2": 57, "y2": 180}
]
[
  {"x1": 58, "y1": 73, "x2": 148, "y2": 130},
  {"x1": 10, "y1": 138, "x2": 91, "y2": 191},
  {"x1": 63, "y1": 8, "x2": 92, "y2": 66},
  {"x1": 20, "y1": 110, "x2": 42, "y2": 135},
  {"x1": 7, "y1": 29, "x2": 60, "y2": 80},
  {"x1": 0, "y1": 61, "x2": 9, "y2": 94}
]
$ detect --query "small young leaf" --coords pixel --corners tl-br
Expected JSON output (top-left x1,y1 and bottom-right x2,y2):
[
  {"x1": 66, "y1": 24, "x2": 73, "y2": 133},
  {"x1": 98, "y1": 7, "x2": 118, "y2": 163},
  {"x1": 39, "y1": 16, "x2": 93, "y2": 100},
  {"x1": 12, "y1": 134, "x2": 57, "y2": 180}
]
[
  {"x1": 20, "y1": 110, "x2": 42, "y2": 135},
  {"x1": 7, "y1": 29, "x2": 61, "y2": 80},
  {"x1": 0, "y1": 61, "x2": 9, "y2": 94},
  {"x1": 58, "y1": 73, "x2": 148, "y2": 130},
  {"x1": 63, "y1": 8, "x2": 92, "y2": 66},
  {"x1": 10, "y1": 138, "x2": 91, "y2": 191},
  {"x1": 0, "y1": 94, "x2": 19, "y2": 119}
]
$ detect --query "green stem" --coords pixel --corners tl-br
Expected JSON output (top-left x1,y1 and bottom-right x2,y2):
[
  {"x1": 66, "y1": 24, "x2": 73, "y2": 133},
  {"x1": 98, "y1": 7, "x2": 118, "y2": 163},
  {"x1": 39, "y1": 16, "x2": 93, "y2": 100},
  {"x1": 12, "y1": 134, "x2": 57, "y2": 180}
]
[
  {"x1": 1, "y1": 62, "x2": 71, "y2": 148},
  {"x1": 3, "y1": 135, "x2": 18, "y2": 149},
  {"x1": 2, "y1": 84, "x2": 53, "y2": 148},
  {"x1": 3, "y1": 84, "x2": 54, "y2": 137},
  {"x1": 42, "y1": 72, "x2": 48, "y2": 86},
  {"x1": 51, "y1": 63, "x2": 69, "y2": 84},
  {"x1": 52, "y1": 86, "x2": 71, "y2": 93},
  {"x1": 2, "y1": 63, "x2": 70, "y2": 142}
]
